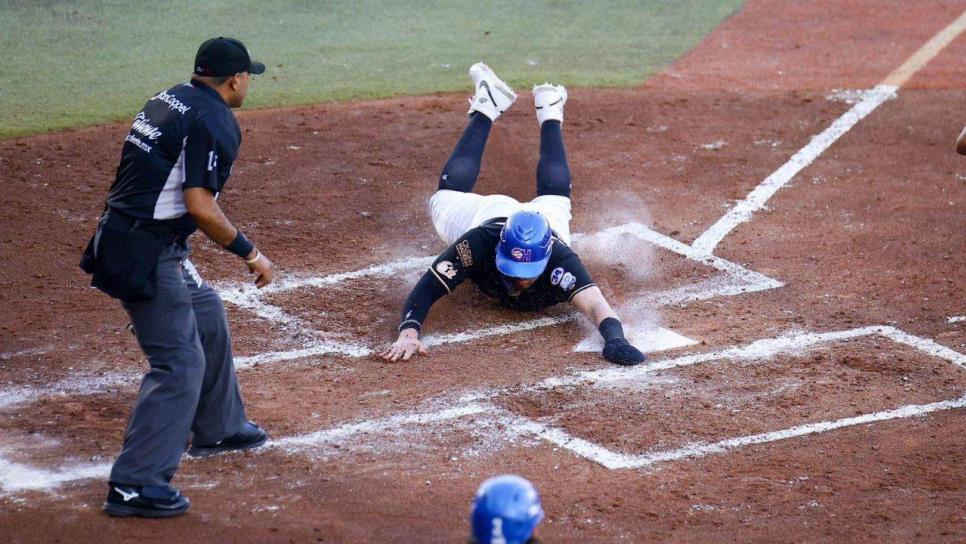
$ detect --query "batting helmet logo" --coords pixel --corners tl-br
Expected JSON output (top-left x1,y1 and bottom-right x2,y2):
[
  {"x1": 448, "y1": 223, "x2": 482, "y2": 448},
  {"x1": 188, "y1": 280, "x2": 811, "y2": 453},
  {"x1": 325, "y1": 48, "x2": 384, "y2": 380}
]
[{"x1": 510, "y1": 247, "x2": 532, "y2": 262}]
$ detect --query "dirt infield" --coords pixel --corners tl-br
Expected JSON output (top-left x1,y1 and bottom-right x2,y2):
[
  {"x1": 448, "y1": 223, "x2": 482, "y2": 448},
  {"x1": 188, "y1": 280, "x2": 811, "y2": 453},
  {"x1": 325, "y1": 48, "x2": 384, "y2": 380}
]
[{"x1": 1, "y1": 1, "x2": 965, "y2": 542}]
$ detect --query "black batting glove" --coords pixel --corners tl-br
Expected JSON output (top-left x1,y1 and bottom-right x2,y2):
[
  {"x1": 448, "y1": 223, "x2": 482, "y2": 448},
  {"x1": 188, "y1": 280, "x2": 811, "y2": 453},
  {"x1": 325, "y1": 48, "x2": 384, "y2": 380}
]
[
  {"x1": 602, "y1": 338, "x2": 646, "y2": 366},
  {"x1": 598, "y1": 317, "x2": 646, "y2": 366}
]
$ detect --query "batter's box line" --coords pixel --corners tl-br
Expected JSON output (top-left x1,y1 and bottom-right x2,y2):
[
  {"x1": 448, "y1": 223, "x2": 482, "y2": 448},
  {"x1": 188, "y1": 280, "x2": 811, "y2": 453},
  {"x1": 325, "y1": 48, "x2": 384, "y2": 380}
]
[
  {"x1": 2, "y1": 325, "x2": 961, "y2": 496},
  {"x1": 218, "y1": 222, "x2": 777, "y2": 300},
  {"x1": 511, "y1": 395, "x2": 966, "y2": 470},
  {"x1": 222, "y1": 222, "x2": 784, "y2": 368},
  {"x1": 0, "y1": 260, "x2": 783, "y2": 406},
  {"x1": 265, "y1": 325, "x2": 964, "y2": 471},
  {"x1": 230, "y1": 272, "x2": 769, "y2": 368}
]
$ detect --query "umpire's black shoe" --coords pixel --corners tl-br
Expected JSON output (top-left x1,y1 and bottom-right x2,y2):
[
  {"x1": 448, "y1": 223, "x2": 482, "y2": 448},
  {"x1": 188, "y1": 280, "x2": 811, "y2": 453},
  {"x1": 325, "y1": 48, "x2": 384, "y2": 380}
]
[
  {"x1": 187, "y1": 421, "x2": 268, "y2": 458},
  {"x1": 103, "y1": 483, "x2": 190, "y2": 518}
]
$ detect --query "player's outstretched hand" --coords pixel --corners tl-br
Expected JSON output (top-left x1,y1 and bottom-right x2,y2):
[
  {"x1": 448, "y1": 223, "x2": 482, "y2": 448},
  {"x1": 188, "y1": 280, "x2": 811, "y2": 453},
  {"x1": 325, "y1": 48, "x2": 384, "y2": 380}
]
[
  {"x1": 602, "y1": 338, "x2": 646, "y2": 366},
  {"x1": 247, "y1": 251, "x2": 274, "y2": 288},
  {"x1": 380, "y1": 329, "x2": 429, "y2": 362}
]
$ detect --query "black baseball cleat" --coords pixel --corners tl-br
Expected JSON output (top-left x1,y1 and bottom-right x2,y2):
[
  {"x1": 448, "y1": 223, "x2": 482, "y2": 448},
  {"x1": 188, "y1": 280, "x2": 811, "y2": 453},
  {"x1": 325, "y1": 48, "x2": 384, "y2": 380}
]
[
  {"x1": 103, "y1": 483, "x2": 190, "y2": 518},
  {"x1": 187, "y1": 421, "x2": 268, "y2": 458}
]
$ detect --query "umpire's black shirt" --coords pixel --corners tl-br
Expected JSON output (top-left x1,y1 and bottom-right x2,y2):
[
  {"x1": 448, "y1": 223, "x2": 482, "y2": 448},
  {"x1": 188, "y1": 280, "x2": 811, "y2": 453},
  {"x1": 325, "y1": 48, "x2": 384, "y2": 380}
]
[{"x1": 106, "y1": 80, "x2": 240, "y2": 235}]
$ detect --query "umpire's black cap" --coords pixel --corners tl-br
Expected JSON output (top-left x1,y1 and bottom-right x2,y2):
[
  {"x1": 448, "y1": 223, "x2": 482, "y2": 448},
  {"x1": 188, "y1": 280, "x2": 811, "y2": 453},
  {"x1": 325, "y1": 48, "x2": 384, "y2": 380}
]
[{"x1": 194, "y1": 37, "x2": 266, "y2": 77}]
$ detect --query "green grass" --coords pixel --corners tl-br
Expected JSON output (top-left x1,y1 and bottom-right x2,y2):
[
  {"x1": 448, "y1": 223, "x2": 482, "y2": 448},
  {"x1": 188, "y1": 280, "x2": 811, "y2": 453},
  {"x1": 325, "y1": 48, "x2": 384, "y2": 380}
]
[{"x1": 0, "y1": 0, "x2": 742, "y2": 138}]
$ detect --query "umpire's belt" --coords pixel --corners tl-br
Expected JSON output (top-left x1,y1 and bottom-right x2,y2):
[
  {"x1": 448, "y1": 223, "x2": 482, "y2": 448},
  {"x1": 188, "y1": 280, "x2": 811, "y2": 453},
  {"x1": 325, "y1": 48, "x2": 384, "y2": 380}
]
[{"x1": 79, "y1": 209, "x2": 194, "y2": 301}]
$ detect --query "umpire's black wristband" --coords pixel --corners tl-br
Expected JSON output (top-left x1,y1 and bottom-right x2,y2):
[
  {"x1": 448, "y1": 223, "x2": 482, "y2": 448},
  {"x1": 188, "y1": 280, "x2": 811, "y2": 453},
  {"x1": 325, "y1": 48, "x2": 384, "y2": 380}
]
[
  {"x1": 598, "y1": 317, "x2": 625, "y2": 342},
  {"x1": 225, "y1": 231, "x2": 255, "y2": 259}
]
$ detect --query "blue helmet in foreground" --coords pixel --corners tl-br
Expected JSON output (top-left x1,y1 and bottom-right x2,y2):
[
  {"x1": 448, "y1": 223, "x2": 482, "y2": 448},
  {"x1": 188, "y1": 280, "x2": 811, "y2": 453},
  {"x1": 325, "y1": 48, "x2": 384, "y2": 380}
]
[
  {"x1": 496, "y1": 211, "x2": 553, "y2": 279},
  {"x1": 471, "y1": 475, "x2": 545, "y2": 544}
]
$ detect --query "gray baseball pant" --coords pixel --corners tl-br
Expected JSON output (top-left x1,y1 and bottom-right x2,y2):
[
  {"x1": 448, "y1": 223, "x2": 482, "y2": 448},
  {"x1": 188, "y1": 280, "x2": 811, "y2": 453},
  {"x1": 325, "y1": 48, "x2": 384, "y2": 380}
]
[{"x1": 109, "y1": 242, "x2": 247, "y2": 486}]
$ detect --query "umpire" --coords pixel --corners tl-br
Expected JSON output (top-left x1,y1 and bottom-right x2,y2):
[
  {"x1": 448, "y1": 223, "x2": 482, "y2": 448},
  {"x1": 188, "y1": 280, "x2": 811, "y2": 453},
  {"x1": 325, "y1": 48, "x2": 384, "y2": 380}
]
[{"x1": 80, "y1": 37, "x2": 274, "y2": 518}]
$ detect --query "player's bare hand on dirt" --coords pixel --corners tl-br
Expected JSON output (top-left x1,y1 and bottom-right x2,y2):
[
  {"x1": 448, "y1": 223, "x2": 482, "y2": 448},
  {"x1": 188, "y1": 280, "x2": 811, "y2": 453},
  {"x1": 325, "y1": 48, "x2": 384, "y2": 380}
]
[
  {"x1": 381, "y1": 329, "x2": 429, "y2": 362},
  {"x1": 602, "y1": 338, "x2": 645, "y2": 366},
  {"x1": 246, "y1": 250, "x2": 274, "y2": 288}
]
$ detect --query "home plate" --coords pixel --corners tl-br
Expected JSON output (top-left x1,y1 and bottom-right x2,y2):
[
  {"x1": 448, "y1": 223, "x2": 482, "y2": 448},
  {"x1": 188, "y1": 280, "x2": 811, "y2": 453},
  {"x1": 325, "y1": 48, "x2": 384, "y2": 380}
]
[{"x1": 573, "y1": 326, "x2": 698, "y2": 353}]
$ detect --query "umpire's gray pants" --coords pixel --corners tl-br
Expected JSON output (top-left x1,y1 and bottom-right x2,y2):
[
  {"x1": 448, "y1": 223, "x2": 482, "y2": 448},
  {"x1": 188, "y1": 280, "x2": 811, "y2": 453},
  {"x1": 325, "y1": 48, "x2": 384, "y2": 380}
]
[{"x1": 110, "y1": 242, "x2": 247, "y2": 486}]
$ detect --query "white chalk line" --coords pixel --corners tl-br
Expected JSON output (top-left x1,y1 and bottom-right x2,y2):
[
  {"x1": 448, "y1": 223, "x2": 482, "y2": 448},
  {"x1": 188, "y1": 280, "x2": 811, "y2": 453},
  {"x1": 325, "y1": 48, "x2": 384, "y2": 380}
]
[
  {"x1": 691, "y1": 85, "x2": 898, "y2": 255},
  {"x1": 0, "y1": 346, "x2": 53, "y2": 361},
  {"x1": 0, "y1": 404, "x2": 491, "y2": 495},
  {"x1": 589, "y1": 222, "x2": 783, "y2": 288},
  {"x1": 215, "y1": 222, "x2": 778, "y2": 299},
  {"x1": 0, "y1": 268, "x2": 761, "y2": 406},
  {"x1": 0, "y1": 456, "x2": 111, "y2": 494},
  {"x1": 877, "y1": 327, "x2": 966, "y2": 368},
  {"x1": 0, "y1": 373, "x2": 139, "y2": 410},
  {"x1": 692, "y1": 8, "x2": 966, "y2": 255},
  {"x1": 265, "y1": 325, "x2": 965, "y2": 470},
  {"x1": 622, "y1": 395, "x2": 966, "y2": 468},
  {"x1": 533, "y1": 326, "x2": 886, "y2": 390},
  {"x1": 234, "y1": 317, "x2": 583, "y2": 367},
  {"x1": 235, "y1": 341, "x2": 372, "y2": 369},
  {"x1": 217, "y1": 291, "x2": 307, "y2": 331},
  {"x1": 509, "y1": 417, "x2": 634, "y2": 470},
  {"x1": 566, "y1": 325, "x2": 966, "y2": 391},
  {"x1": 423, "y1": 315, "x2": 575, "y2": 347},
  {"x1": 217, "y1": 256, "x2": 437, "y2": 334},
  {"x1": 948, "y1": 315, "x2": 965, "y2": 324},
  {"x1": 231, "y1": 256, "x2": 436, "y2": 299},
  {"x1": 230, "y1": 271, "x2": 768, "y2": 368},
  {"x1": 5, "y1": 325, "x2": 962, "y2": 494},
  {"x1": 516, "y1": 326, "x2": 965, "y2": 468},
  {"x1": 625, "y1": 272, "x2": 776, "y2": 312},
  {"x1": 270, "y1": 403, "x2": 490, "y2": 451},
  {"x1": 514, "y1": 395, "x2": 966, "y2": 470}
]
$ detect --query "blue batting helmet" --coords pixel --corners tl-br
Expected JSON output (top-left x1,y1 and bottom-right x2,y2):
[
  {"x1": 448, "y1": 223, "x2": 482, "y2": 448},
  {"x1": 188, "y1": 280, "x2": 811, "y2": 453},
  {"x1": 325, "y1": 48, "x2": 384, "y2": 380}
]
[
  {"x1": 470, "y1": 475, "x2": 545, "y2": 544},
  {"x1": 495, "y1": 211, "x2": 553, "y2": 279}
]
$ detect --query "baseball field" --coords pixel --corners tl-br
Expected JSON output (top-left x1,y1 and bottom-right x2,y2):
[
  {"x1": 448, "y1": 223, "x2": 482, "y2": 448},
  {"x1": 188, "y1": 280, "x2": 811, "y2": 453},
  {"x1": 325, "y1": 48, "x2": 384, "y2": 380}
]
[{"x1": 1, "y1": 0, "x2": 965, "y2": 542}]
